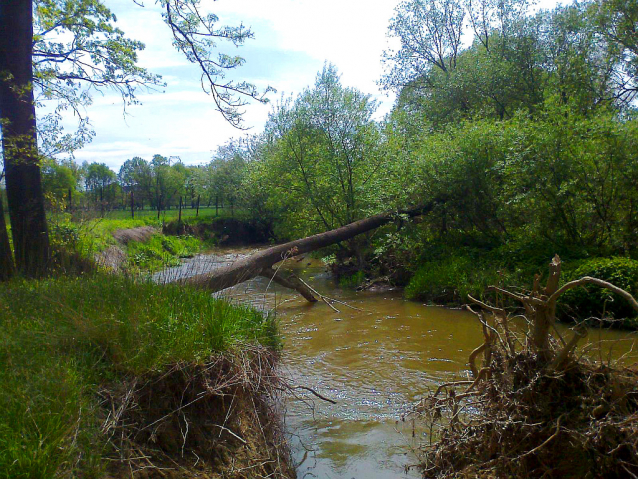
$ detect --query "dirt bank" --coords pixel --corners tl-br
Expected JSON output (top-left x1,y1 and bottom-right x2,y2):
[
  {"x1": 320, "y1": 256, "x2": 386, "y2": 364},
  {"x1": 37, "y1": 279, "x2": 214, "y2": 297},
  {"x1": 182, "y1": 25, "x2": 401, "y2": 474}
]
[
  {"x1": 104, "y1": 349, "x2": 293, "y2": 478},
  {"x1": 112, "y1": 225, "x2": 157, "y2": 244},
  {"x1": 95, "y1": 226, "x2": 158, "y2": 271},
  {"x1": 163, "y1": 218, "x2": 273, "y2": 246}
]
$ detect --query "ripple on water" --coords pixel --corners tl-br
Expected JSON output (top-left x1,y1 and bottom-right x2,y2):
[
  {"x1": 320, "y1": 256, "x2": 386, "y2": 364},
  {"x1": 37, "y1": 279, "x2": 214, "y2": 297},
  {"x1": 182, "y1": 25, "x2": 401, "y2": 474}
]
[{"x1": 163, "y1": 248, "x2": 638, "y2": 479}]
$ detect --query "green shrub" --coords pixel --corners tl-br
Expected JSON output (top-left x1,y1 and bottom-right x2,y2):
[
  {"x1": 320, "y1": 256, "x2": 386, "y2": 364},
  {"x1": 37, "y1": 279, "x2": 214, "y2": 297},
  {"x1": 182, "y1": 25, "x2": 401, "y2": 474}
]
[
  {"x1": 559, "y1": 257, "x2": 638, "y2": 326},
  {"x1": 339, "y1": 270, "x2": 366, "y2": 289},
  {"x1": 405, "y1": 256, "x2": 516, "y2": 304}
]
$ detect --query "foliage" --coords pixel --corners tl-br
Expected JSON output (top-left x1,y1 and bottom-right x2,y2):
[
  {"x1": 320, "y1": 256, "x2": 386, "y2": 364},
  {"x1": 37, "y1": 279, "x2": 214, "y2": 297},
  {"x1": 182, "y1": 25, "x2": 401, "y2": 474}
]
[
  {"x1": 126, "y1": 233, "x2": 200, "y2": 271},
  {"x1": 0, "y1": 274, "x2": 279, "y2": 477},
  {"x1": 41, "y1": 158, "x2": 78, "y2": 203},
  {"x1": 246, "y1": 64, "x2": 384, "y2": 244},
  {"x1": 381, "y1": 0, "x2": 465, "y2": 87},
  {"x1": 592, "y1": 0, "x2": 638, "y2": 106},
  {"x1": 383, "y1": 107, "x2": 638, "y2": 258},
  {"x1": 159, "y1": 0, "x2": 274, "y2": 127},
  {"x1": 83, "y1": 161, "x2": 118, "y2": 206},
  {"x1": 338, "y1": 270, "x2": 366, "y2": 289},
  {"x1": 384, "y1": 0, "x2": 632, "y2": 130},
  {"x1": 404, "y1": 254, "x2": 517, "y2": 304},
  {"x1": 560, "y1": 257, "x2": 638, "y2": 325},
  {"x1": 33, "y1": 0, "x2": 163, "y2": 157}
]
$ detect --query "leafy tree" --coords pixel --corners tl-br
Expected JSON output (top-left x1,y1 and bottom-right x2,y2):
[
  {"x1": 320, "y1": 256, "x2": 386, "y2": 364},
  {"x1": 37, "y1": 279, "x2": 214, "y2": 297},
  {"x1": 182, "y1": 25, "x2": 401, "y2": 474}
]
[
  {"x1": 33, "y1": 0, "x2": 162, "y2": 156},
  {"x1": 83, "y1": 161, "x2": 117, "y2": 212},
  {"x1": 118, "y1": 156, "x2": 153, "y2": 209},
  {"x1": 591, "y1": 0, "x2": 638, "y2": 106},
  {"x1": 41, "y1": 158, "x2": 78, "y2": 205},
  {"x1": 254, "y1": 64, "x2": 383, "y2": 251},
  {"x1": 0, "y1": 0, "x2": 271, "y2": 277},
  {"x1": 464, "y1": 0, "x2": 533, "y2": 53},
  {"x1": 385, "y1": 0, "x2": 632, "y2": 131},
  {"x1": 381, "y1": 0, "x2": 465, "y2": 91}
]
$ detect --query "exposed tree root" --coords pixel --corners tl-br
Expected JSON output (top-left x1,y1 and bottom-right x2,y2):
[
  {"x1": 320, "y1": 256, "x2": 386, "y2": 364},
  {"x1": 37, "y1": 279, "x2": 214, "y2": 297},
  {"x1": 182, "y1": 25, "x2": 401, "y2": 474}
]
[
  {"x1": 100, "y1": 346, "x2": 294, "y2": 478},
  {"x1": 414, "y1": 256, "x2": 638, "y2": 478}
]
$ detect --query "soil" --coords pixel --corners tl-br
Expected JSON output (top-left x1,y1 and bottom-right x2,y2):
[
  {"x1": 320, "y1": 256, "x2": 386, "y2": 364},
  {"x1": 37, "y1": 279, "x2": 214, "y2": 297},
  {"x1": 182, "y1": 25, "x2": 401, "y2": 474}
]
[
  {"x1": 95, "y1": 245, "x2": 126, "y2": 271},
  {"x1": 112, "y1": 226, "x2": 157, "y2": 244},
  {"x1": 103, "y1": 349, "x2": 293, "y2": 478},
  {"x1": 164, "y1": 218, "x2": 273, "y2": 246}
]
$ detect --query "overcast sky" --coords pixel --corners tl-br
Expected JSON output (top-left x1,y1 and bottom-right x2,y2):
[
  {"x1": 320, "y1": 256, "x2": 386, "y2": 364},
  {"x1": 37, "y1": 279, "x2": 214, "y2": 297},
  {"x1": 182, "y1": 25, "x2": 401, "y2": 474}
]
[{"x1": 53, "y1": 0, "x2": 562, "y2": 171}]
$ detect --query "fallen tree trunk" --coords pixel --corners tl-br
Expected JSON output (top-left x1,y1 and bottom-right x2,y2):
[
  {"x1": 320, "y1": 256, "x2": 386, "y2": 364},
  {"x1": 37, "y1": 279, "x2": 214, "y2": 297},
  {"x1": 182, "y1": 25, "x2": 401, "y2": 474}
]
[{"x1": 182, "y1": 204, "x2": 435, "y2": 301}]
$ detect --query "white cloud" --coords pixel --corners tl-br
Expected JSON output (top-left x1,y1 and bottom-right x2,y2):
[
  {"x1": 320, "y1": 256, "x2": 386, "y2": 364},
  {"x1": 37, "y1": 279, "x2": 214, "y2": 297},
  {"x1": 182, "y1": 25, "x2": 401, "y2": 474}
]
[{"x1": 50, "y1": 0, "x2": 561, "y2": 171}]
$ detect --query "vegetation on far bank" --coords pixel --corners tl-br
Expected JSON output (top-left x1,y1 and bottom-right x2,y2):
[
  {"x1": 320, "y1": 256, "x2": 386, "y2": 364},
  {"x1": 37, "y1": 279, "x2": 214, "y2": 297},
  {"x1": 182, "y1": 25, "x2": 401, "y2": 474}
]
[
  {"x1": 2, "y1": 0, "x2": 636, "y2": 324},
  {"x1": 44, "y1": 208, "x2": 241, "y2": 274},
  {"x1": 0, "y1": 274, "x2": 281, "y2": 478}
]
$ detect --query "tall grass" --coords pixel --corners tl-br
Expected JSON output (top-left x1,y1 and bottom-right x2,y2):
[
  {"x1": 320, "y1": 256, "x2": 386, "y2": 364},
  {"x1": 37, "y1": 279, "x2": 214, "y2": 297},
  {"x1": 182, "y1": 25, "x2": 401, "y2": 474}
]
[
  {"x1": 125, "y1": 234, "x2": 201, "y2": 271},
  {"x1": 405, "y1": 255, "x2": 520, "y2": 304},
  {"x1": 0, "y1": 275, "x2": 279, "y2": 477}
]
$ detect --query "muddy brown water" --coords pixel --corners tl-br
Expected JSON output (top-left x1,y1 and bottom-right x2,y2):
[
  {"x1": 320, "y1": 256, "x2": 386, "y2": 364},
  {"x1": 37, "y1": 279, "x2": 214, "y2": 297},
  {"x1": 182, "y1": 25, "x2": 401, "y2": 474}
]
[{"x1": 156, "y1": 248, "x2": 638, "y2": 479}]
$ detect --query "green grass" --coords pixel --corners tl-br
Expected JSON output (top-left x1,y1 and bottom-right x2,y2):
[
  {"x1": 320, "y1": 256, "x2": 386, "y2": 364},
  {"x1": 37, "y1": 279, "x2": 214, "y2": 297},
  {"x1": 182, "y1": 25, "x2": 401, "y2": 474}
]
[
  {"x1": 126, "y1": 233, "x2": 201, "y2": 271},
  {"x1": 0, "y1": 275, "x2": 279, "y2": 478},
  {"x1": 405, "y1": 255, "x2": 521, "y2": 304},
  {"x1": 339, "y1": 270, "x2": 366, "y2": 289},
  {"x1": 46, "y1": 212, "x2": 210, "y2": 273},
  {"x1": 104, "y1": 206, "x2": 244, "y2": 222}
]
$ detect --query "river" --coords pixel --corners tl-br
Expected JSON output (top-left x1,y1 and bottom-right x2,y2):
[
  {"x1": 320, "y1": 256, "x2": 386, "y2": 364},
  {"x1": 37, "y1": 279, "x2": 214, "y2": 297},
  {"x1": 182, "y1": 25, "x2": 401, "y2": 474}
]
[{"x1": 156, "y1": 248, "x2": 638, "y2": 479}]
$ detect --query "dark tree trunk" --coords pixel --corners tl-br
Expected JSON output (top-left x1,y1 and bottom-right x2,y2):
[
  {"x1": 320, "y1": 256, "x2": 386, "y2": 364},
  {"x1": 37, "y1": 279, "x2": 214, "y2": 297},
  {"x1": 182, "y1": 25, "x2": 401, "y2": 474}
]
[
  {"x1": 130, "y1": 191, "x2": 135, "y2": 219},
  {"x1": 196, "y1": 195, "x2": 200, "y2": 217},
  {"x1": 183, "y1": 203, "x2": 436, "y2": 300},
  {"x1": 0, "y1": 0, "x2": 50, "y2": 277},
  {"x1": 0, "y1": 194, "x2": 15, "y2": 281},
  {"x1": 178, "y1": 196, "x2": 182, "y2": 223}
]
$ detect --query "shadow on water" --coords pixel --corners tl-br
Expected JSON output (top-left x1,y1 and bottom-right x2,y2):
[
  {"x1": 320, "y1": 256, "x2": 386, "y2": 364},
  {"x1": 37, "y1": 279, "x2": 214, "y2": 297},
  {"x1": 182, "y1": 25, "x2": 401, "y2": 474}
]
[{"x1": 157, "y1": 248, "x2": 638, "y2": 479}]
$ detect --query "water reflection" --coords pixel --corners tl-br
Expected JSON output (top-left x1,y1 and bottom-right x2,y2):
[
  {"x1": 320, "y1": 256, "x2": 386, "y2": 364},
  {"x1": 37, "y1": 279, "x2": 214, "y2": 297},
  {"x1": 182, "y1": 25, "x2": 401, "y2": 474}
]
[{"x1": 160, "y1": 248, "x2": 638, "y2": 478}]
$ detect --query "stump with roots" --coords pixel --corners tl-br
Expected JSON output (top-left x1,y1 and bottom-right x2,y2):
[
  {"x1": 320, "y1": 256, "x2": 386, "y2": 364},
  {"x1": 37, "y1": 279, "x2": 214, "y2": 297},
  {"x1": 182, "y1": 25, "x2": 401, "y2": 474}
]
[{"x1": 416, "y1": 255, "x2": 638, "y2": 478}]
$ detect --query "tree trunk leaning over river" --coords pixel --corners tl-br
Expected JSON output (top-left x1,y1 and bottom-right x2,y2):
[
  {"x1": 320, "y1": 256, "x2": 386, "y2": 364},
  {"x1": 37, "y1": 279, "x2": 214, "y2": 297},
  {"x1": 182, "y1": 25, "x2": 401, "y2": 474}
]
[{"x1": 182, "y1": 203, "x2": 437, "y2": 300}]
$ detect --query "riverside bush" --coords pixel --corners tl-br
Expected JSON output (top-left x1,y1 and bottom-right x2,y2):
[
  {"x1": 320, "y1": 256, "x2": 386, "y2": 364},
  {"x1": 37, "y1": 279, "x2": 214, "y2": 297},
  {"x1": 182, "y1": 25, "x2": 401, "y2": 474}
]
[
  {"x1": 560, "y1": 257, "x2": 638, "y2": 326},
  {"x1": 404, "y1": 256, "x2": 516, "y2": 304}
]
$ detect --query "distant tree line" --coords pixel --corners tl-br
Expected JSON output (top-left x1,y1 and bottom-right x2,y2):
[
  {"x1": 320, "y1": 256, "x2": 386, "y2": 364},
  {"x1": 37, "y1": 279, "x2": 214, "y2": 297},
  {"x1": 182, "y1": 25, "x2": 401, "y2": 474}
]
[
  {"x1": 38, "y1": 143, "x2": 252, "y2": 218},
  {"x1": 2, "y1": 0, "x2": 638, "y2": 279}
]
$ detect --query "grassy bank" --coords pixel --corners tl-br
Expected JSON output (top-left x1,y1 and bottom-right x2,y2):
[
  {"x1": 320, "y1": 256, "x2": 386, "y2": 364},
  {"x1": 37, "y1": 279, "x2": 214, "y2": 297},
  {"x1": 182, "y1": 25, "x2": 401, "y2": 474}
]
[
  {"x1": 47, "y1": 212, "x2": 210, "y2": 274},
  {"x1": 0, "y1": 274, "x2": 287, "y2": 478},
  {"x1": 392, "y1": 235, "x2": 638, "y2": 327}
]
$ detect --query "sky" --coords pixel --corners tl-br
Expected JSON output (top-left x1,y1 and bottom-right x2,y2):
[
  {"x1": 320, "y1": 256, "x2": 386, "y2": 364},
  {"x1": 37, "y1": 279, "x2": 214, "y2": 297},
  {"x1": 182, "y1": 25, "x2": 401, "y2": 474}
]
[{"x1": 51, "y1": 0, "x2": 563, "y2": 171}]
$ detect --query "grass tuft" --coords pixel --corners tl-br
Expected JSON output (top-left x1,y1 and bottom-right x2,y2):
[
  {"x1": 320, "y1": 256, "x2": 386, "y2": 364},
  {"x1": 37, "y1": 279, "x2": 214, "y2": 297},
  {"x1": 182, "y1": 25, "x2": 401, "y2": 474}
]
[{"x1": 0, "y1": 274, "x2": 279, "y2": 477}]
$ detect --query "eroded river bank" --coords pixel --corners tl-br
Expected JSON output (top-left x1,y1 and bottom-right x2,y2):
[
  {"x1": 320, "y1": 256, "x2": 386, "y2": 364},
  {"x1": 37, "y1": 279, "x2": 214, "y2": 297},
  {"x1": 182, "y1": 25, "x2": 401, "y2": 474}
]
[{"x1": 156, "y1": 248, "x2": 638, "y2": 478}]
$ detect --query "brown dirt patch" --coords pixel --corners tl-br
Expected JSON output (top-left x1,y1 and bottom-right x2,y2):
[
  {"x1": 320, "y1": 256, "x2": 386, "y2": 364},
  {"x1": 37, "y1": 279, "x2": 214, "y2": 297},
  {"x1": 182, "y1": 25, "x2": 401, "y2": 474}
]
[
  {"x1": 95, "y1": 245, "x2": 127, "y2": 271},
  {"x1": 103, "y1": 348, "x2": 293, "y2": 478},
  {"x1": 112, "y1": 226, "x2": 157, "y2": 245}
]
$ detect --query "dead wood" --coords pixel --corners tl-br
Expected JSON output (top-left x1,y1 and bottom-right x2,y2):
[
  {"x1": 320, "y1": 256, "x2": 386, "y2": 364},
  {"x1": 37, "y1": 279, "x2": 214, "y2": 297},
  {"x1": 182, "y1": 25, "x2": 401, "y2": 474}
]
[
  {"x1": 181, "y1": 204, "x2": 435, "y2": 300},
  {"x1": 414, "y1": 256, "x2": 638, "y2": 478}
]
